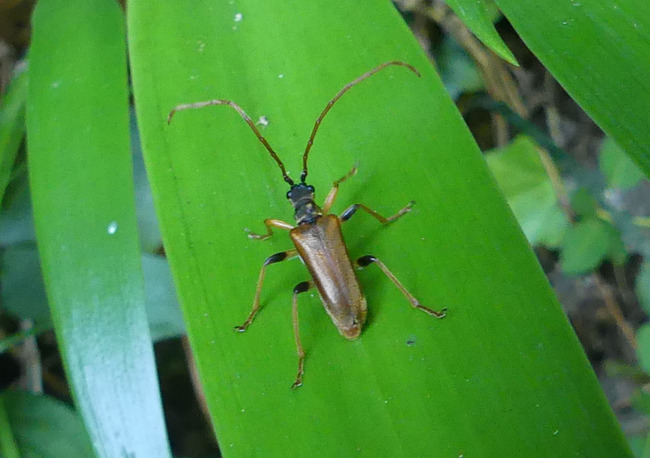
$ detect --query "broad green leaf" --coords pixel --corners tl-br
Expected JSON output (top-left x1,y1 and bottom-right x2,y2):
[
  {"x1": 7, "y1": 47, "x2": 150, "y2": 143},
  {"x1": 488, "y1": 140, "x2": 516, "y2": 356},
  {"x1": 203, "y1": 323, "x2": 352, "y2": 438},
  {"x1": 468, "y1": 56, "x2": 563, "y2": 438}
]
[
  {"x1": 600, "y1": 137, "x2": 646, "y2": 190},
  {"x1": 27, "y1": 0, "x2": 170, "y2": 456},
  {"x1": 1, "y1": 390, "x2": 93, "y2": 458},
  {"x1": 0, "y1": 68, "x2": 27, "y2": 204},
  {"x1": 445, "y1": 0, "x2": 518, "y2": 65},
  {"x1": 486, "y1": 135, "x2": 569, "y2": 247},
  {"x1": 494, "y1": 0, "x2": 650, "y2": 176},
  {"x1": 560, "y1": 217, "x2": 624, "y2": 274},
  {"x1": 129, "y1": 1, "x2": 629, "y2": 456}
]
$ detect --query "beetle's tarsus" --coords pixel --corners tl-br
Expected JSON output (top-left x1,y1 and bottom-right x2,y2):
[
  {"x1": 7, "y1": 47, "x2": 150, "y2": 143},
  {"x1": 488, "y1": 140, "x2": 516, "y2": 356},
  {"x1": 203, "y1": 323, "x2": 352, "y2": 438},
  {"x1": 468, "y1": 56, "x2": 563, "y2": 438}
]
[
  {"x1": 417, "y1": 305, "x2": 447, "y2": 318},
  {"x1": 244, "y1": 228, "x2": 270, "y2": 240},
  {"x1": 393, "y1": 201, "x2": 415, "y2": 219}
]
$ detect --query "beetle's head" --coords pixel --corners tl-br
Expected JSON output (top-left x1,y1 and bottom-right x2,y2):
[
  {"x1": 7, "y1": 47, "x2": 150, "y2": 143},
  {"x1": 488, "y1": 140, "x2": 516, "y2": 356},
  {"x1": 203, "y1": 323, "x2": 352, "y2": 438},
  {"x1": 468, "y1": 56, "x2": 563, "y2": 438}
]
[
  {"x1": 287, "y1": 183, "x2": 321, "y2": 224},
  {"x1": 286, "y1": 183, "x2": 314, "y2": 206}
]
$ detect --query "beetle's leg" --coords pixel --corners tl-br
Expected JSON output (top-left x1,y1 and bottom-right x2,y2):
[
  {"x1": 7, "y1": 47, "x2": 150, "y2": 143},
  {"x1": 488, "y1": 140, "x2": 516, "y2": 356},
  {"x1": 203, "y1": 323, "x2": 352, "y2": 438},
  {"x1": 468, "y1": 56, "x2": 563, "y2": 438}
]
[
  {"x1": 291, "y1": 280, "x2": 314, "y2": 390},
  {"x1": 322, "y1": 165, "x2": 358, "y2": 214},
  {"x1": 355, "y1": 255, "x2": 447, "y2": 318},
  {"x1": 245, "y1": 218, "x2": 294, "y2": 241},
  {"x1": 340, "y1": 201, "x2": 414, "y2": 225},
  {"x1": 235, "y1": 249, "x2": 298, "y2": 331}
]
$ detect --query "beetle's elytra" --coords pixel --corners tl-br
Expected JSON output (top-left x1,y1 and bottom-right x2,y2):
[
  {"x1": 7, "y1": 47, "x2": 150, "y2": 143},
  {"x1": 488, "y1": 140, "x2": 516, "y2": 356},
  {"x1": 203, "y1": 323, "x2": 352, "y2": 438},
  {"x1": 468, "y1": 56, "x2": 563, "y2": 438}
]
[{"x1": 168, "y1": 61, "x2": 446, "y2": 389}]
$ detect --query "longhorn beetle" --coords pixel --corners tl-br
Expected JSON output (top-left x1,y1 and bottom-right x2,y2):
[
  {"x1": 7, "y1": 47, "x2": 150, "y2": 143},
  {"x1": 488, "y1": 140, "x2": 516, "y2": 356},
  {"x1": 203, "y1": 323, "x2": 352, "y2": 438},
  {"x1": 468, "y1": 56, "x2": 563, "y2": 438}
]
[{"x1": 168, "y1": 61, "x2": 446, "y2": 389}]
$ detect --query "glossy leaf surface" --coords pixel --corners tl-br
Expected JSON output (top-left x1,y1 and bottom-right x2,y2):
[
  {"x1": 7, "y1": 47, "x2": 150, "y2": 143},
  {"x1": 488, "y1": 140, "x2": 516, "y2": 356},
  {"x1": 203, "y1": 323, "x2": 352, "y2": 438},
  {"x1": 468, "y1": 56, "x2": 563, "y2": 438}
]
[
  {"x1": 495, "y1": 0, "x2": 650, "y2": 175},
  {"x1": 27, "y1": 0, "x2": 170, "y2": 455},
  {"x1": 129, "y1": 1, "x2": 629, "y2": 456}
]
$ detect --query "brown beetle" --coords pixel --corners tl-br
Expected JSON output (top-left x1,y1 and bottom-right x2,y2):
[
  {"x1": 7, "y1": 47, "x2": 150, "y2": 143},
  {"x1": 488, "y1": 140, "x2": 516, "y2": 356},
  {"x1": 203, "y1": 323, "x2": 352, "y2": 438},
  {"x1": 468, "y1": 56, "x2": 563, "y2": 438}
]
[{"x1": 168, "y1": 61, "x2": 446, "y2": 389}]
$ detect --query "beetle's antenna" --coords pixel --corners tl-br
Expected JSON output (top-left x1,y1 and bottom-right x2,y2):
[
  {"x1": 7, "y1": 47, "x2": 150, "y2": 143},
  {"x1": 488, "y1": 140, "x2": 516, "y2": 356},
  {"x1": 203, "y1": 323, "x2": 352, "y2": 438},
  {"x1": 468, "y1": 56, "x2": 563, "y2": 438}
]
[
  {"x1": 300, "y1": 61, "x2": 421, "y2": 183},
  {"x1": 168, "y1": 100, "x2": 295, "y2": 186}
]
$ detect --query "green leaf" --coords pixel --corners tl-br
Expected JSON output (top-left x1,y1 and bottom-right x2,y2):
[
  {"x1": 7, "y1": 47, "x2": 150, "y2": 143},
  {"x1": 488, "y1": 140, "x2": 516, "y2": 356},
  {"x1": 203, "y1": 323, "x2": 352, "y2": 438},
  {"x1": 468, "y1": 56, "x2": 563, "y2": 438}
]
[
  {"x1": 571, "y1": 187, "x2": 598, "y2": 218},
  {"x1": 129, "y1": 1, "x2": 629, "y2": 456},
  {"x1": 438, "y1": 35, "x2": 485, "y2": 99},
  {"x1": 0, "y1": 245, "x2": 50, "y2": 327},
  {"x1": 0, "y1": 172, "x2": 34, "y2": 244},
  {"x1": 494, "y1": 0, "x2": 650, "y2": 176},
  {"x1": 637, "y1": 324, "x2": 650, "y2": 374},
  {"x1": 445, "y1": 0, "x2": 518, "y2": 65},
  {"x1": 131, "y1": 110, "x2": 163, "y2": 253},
  {"x1": 607, "y1": 224, "x2": 627, "y2": 265},
  {"x1": 560, "y1": 218, "x2": 625, "y2": 274},
  {"x1": 630, "y1": 389, "x2": 650, "y2": 416},
  {"x1": 27, "y1": 0, "x2": 170, "y2": 455},
  {"x1": 627, "y1": 434, "x2": 646, "y2": 458},
  {"x1": 641, "y1": 434, "x2": 650, "y2": 458},
  {"x1": 1, "y1": 390, "x2": 93, "y2": 457},
  {"x1": 486, "y1": 135, "x2": 569, "y2": 247},
  {"x1": 637, "y1": 262, "x2": 650, "y2": 315},
  {"x1": 0, "y1": 68, "x2": 27, "y2": 204},
  {"x1": 0, "y1": 245, "x2": 184, "y2": 343},
  {"x1": 600, "y1": 137, "x2": 646, "y2": 190},
  {"x1": 142, "y1": 254, "x2": 185, "y2": 341},
  {"x1": 0, "y1": 395, "x2": 20, "y2": 458}
]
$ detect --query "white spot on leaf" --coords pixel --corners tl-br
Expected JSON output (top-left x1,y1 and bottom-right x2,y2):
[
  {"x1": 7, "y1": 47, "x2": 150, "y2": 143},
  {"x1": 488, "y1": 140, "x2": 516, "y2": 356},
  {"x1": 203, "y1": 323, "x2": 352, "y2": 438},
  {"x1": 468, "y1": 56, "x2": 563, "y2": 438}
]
[{"x1": 107, "y1": 221, "x2": 118, "y2": 235}]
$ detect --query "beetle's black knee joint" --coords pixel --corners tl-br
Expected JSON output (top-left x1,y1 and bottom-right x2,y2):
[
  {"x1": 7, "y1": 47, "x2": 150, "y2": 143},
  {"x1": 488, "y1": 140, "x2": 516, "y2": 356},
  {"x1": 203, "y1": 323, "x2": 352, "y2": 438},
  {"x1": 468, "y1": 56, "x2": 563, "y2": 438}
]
[
  {"x1": 357, "y1": 255, "x2": 377, "y2": 267},
  {"x1": 264, "y1": 251, "x2": 288, "y2": 266},
  {"x1": 293, "y1": 281, "x2": 311, "y2": 294},
  {"x1": 341, "y1": 205, "x2": 359, "y2": 222}
]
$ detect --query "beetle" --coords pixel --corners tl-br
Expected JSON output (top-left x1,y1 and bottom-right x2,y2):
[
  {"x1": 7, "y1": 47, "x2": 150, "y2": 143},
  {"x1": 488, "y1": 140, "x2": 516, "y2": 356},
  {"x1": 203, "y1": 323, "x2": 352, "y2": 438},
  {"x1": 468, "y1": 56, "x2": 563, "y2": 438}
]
[{"x1": 168, "y1": 60, "x2": 446, "y2": 389}]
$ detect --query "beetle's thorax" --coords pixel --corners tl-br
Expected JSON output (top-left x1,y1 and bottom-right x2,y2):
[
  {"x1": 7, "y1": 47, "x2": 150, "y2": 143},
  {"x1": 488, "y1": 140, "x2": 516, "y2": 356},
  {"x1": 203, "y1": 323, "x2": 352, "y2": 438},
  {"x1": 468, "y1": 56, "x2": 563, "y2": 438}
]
[{"x1": 287, "y1": 183, "x2": 323, "y2": 225}]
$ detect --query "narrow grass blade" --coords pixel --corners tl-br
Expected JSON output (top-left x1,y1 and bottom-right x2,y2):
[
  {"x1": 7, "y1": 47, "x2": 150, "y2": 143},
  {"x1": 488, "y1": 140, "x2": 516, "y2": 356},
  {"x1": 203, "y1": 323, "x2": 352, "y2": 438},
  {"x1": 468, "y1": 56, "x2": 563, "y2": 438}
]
[
  {"x1": 445, "y1": 0, "x2": 518, "y2": 65},
  {"x1": 0, "y1": 394, "x2": 20, "y2": 458},
  {"x1": 0, "y1": 68, "x2": 27, "y2": 203},
  {"x1": 27, "y1": 0, "x2": 170, "y2": 455}
]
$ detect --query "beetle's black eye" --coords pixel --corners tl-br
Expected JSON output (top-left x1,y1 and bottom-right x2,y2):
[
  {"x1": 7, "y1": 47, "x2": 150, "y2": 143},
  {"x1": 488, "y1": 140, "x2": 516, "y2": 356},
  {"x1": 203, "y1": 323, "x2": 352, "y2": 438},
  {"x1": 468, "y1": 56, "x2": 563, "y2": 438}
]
[
  {"x1": 307, "y1": 185, "x2": 314, "y2": 192},
  {"x1": 286, "y1": 190, "x2": 292, "y2": 199}
]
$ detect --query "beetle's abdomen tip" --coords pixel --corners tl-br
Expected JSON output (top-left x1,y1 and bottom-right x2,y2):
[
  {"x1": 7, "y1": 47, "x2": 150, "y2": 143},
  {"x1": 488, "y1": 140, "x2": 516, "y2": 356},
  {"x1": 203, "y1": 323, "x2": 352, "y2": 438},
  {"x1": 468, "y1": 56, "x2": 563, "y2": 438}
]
[{"x1": 341, "y1": 325, "x2": 362, "y2": 340}]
